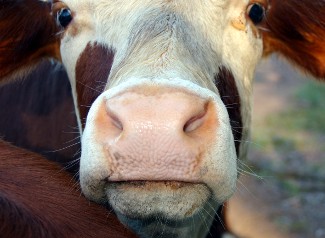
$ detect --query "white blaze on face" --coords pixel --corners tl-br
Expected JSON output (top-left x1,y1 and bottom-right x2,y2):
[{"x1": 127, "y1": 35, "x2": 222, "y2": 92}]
[{"x1": 58, "y1": 0, "x2": 264, "y2": 237}]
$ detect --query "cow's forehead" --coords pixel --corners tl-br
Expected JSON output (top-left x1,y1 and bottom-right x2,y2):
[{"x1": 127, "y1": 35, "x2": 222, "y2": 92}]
[
  {"x1": 63, "y1": 0, "x2": 252, "y2": 36},
  {"x1": 60, "y1": 0, "x2": 263, "y2": 77}
]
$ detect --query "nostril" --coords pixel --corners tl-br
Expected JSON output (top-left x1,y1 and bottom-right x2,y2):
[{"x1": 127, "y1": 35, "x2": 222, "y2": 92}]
[
  {"x1": 183, "y1": 106, "x2": 208, "y2": 133},
  {"x1": 106, "y1": 108, "x2": 123, "y2": 131}
]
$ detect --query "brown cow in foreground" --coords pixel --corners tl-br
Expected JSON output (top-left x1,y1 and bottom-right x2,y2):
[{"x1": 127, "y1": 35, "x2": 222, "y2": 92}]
[
  {"x1": 0, "y1": 140, "x2": 136, "y2": 238},
  {"x1": 0, "y1": 0, "x2": 324, "y2": 237},
  {"x1": 0, "y1": 57, "x2": 137, "y2": 236},
  {"x1": 0, "y1": 61, "x2": 226, "y2": 236}
]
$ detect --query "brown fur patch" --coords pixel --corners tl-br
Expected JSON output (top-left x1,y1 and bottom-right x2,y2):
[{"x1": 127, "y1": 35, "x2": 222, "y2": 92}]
[
  {"x1": 0, "y1": 62, "x2": 79, "y2": 169},
  {"x1": 0, "y1": 140, "x2": 136, "y2": 238},
  {"x1": 215, "y1": 67, "x2": 242, "y2": 155},
  {"x1": 0, "y1": 0, "x2": 60, "y2": 82},
  {"x1": 75, "y1": 43, "x2": 115, "y2": 127},
  {"x1": 263, "y1": 0, "x2": 325, "y2": 79}
]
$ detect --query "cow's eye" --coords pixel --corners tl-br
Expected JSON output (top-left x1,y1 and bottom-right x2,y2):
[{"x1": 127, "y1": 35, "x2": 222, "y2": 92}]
[
  {"x1": 247, "y1": 3, "x2": 265, "y2": 24},
  {"x1": 56, "y1": 8, "x2": 72, "y2": 28}
]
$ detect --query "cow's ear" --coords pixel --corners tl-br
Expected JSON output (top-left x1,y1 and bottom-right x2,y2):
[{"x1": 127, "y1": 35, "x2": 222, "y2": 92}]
[
  {"x1": 262, "y1": 0, "x2": 325, "y2": 80},
  {"x1": 0, "y1": 0, "x2": 60, "y2": 83}
]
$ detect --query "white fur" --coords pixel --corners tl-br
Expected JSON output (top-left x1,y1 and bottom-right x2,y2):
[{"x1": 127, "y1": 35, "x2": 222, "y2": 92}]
[{"x1": 59, "y1": 0, "x2": 263, "y2": 237}]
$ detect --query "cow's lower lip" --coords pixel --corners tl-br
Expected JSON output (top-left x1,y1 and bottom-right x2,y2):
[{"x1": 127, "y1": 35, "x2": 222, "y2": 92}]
[{"x1": 105, "y1": 181, "x2": 212, "y2": 220}]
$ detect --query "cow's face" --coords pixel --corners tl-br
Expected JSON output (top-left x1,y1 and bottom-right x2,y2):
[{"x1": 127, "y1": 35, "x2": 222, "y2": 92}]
[
  {"x1": 1, "y1": 0, "x2": 324, "y2": 237},
  {"x1": 54, "y1": 0, "x2": 266, "y2": 236}
]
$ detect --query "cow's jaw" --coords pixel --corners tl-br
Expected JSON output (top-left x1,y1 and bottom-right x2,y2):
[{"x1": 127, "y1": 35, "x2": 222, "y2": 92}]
[
  {"x1": 58, "y1": 0, "x2": 264, "y2": 236},
  {"x1": 109, "y1": 182, "x2": 213, "y2": 238}
]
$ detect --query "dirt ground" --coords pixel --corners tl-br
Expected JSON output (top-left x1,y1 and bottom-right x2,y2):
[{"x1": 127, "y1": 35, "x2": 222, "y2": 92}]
[{"x1": 227, "y1": 57, "x2": 325, "y2": 238}]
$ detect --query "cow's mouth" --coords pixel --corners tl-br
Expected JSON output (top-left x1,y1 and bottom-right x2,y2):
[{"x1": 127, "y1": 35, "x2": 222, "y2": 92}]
[
  {"x1": 108, "y1": 180, "x2": 199, "y2": 189},
  {"x1": 105, "y1": 181, "x2": 212, "y2": 221}
]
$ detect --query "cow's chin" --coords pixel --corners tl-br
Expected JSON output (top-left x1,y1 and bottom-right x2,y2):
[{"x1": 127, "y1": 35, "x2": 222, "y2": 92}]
[
  {"x1": 107, "y1": 181, "x2": 211, "y2": 220},
  {"x1": 106, "y1": 181, "x2": 216, "y2": 237}
]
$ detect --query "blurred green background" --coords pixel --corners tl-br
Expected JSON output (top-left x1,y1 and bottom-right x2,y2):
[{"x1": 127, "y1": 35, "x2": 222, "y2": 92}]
[{"x1": 227, "y1": 56, "x2": 325, "y2": 238}]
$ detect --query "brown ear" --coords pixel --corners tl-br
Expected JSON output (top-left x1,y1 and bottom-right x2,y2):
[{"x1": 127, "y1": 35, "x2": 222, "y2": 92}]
[
  {"x1": 263, "y1": 0, "x2": 325, "y2": 79},
  {"x1": 0, "y1": 0, "x2": 60, "y2": 83}
]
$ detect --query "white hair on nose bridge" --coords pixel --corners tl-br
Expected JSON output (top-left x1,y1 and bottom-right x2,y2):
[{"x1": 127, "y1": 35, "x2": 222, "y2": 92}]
[{"x1": 100, "y1": 8, "x2": 222, "y2": 92}]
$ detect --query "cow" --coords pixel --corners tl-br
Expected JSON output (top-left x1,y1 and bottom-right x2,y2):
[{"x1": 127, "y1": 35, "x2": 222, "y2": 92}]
[
  {"x1": 0, "y1": 60, "x2": 225, "y2": 237},
  {"x1": 0, "y1": 0, "x2": 324, "y2": 237},
  {"x1": 0, "y1": 140, "x2": 137, "y2": 238}
]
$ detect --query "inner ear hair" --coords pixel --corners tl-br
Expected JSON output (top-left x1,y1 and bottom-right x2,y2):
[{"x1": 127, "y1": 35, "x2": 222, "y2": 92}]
[
  {"x1": 262, "y1": 0, "x2": 325, "y2": 80},
  {"x1": 0, "y1": 0, "x2": 60, "y2": 84}
]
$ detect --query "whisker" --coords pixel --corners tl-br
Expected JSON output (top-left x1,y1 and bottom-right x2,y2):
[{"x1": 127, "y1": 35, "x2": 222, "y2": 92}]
[
  {"x1": 237, "y1": 168, "x2": 264, "y2": 181},
  {"x1": 231, "y1": 128, "x2": 243, "y2": 135},
  {"x1": 72, "y1": 171, "x2": 80, "y2": 181},
  {"x1": 62, "y1": 131, "x2": 81, "y2": 134},
  {"x1": 237, "y1": 160, "x2": 265, "y2": 179},
  {"x1": 66, "y1": 125, "x2": 80, "y2": 131},
  {"x1": 199, "y1": 210, "x2": 213, "y2": 238},
  {"x1": 63, "y1": 136, "x2": 81, "y2": 145},
  {"x1": 73, "y1": 148, "x2": 82, "y2": 158},
  {"x1": 48, "y1": 141, "x2": 81, "y2": 153},
  {"x1": 79, "y1": 104, "x2": 92, "y2": 108},
  {"x1": 205, "y1": 202, "x2": 226, "y2": 230},
  {"x1": 62, "y1": 158, "x2": 80, "y2": 171},
  {"x1": 221, "y1": 95, "x2": 240, "y2": 98},
  {"x1": 235, "y1": 179, "x2": 257, "y2": 200},
  {"x1": 76, "y1": 81, "x2": 102, "y2": 93},
  {"x1": 55, "y1": 30, "x2": 65, "y2": 36},
  {"x1": 234, "y1": 139, "x2": 265, "y2": 149},
  {"x1": 256, "y1": 26, "x2": 271, "y2": 32},
  {"x1": 225, "y1": 102, "x2": 240, "y2": 107}
]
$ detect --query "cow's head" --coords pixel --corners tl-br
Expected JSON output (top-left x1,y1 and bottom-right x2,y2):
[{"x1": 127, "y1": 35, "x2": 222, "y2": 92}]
[{"x1": 1, "y1": 0, "x2": 324, "y2": 237}]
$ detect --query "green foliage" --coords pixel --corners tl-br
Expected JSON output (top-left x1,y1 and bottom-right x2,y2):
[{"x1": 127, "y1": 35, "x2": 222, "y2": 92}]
[
  {"x1": 267, "y1": 80, "x2": 325, "y2": 134},
  {"x1": 262, "y1": 80, "x2": 325, "y2": 149},
  {"x1": 251, "y1": 79, "x2": 325, "y2": 174}
]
